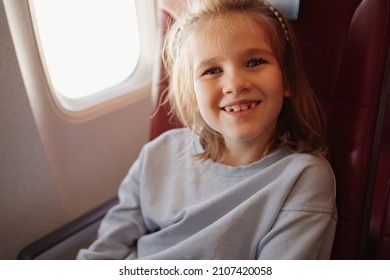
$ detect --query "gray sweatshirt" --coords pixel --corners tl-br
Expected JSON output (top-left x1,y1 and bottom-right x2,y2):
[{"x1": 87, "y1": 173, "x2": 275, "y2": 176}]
[{"x1": 77, "y1": 128, "x2": 337, "y2": 259}]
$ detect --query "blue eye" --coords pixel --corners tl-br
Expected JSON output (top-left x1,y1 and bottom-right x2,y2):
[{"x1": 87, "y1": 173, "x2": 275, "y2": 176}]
[
  {"x1": 203, "y1": 67, "x2": 222, "y2": 76},
  {"x1": 247, "y1": 58, "x2": 266, "y2": 67}
]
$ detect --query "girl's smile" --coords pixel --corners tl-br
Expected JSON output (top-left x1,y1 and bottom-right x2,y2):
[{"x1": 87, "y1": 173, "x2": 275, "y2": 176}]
[
  {"x1": 220, "y1": 100, "x2": 261, "y2": 113},
  {"x1": 193, "y1": 14, "x2": 290, "y2": 165}
]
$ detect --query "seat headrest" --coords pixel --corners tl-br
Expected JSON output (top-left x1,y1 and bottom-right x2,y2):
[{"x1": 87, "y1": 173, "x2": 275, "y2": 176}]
[
  {"x1": 268, "y1": 0, "x2": 300, "y2": 20},
  {"x1": 159, "y1": 0, "x2": 300, "y2": 20}
]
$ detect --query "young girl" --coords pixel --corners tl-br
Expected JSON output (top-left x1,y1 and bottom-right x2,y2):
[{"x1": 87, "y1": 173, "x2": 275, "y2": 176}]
[{"x1": 77, "y1": 0, "x2": 337, "y2": 259}]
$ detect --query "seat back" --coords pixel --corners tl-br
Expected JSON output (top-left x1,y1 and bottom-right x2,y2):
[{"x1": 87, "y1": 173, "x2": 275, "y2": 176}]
[
  {"x1": 294, "y1": 0, "x2": 390, "y2": 259},
  {"x1": 151, "y1": 0, "x2": 390, "y2": 259},
  {"x1": 367, "y1": 93, "x2": 390, "y2": 259},
  {"x1": 150, "y1": 0, "x2": 184, "y2": 139}
]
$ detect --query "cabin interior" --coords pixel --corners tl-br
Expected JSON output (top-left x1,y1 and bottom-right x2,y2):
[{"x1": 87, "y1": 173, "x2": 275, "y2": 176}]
[{"x1": 0, "y1": 0, "x2": 389, "y2": 260}]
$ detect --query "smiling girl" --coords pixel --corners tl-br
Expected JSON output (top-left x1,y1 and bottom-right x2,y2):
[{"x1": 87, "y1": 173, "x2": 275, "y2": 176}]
[{"x1": 77, "y1": 0, "x2": 337, "y2": 260}]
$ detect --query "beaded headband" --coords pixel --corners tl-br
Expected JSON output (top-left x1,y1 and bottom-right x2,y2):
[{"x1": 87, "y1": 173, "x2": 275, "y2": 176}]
[
  {"x1": 173, "y1": 0, "x2": 300, "y2": 52},
  {"x1": 263, "y1": 0, "x2": 291, "y2": 41},
  {"x1": 265, "y1": 0, "x2": 300, "y2": 41},
  {"x1": 266, "y1": 0, "x2": 300, "y2": 20}
]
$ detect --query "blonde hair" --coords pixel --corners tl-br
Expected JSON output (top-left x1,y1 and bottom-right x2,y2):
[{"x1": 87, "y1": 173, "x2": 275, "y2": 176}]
[{"x1": 163, "y1": 0, "x2": 328, "y2": 161}]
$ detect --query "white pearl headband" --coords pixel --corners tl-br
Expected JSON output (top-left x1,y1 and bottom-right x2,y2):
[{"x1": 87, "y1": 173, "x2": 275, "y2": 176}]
[
  {"x1": 266, "y1": 0, "x2": 300, "y2": 20},
  {"x1": 263, "y1": 0, "x2": 292, "y2": 41},
  {"x1": 173, "y1": 0, "x2": 301, "y2": 53}
]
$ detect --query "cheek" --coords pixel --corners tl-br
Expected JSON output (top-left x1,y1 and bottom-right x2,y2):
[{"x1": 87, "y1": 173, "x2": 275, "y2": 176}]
[
  {"x1": 194, "y1": 94, "x2": 211, "y2": 120},
  {"x1": 194, "y1": 82, "x2": 215, "y2": 110},
  {"x1": 194, "y1": 83, "x2": 221, "y2": 128},
  {"x1": 261, "y1": 69, "x2": 288, "y2": 100},
  {"x1": 270, "y1": 90, "x2": 286, "y2": 116},
  {"x1": 193, "y1": 83, "x2": 207, "y2": 120}
]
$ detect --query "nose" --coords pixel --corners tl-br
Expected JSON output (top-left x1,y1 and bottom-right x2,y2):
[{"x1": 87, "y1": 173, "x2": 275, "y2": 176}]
[{"x1": 222, "y1": 70, "x2": 251, "y2": 95}]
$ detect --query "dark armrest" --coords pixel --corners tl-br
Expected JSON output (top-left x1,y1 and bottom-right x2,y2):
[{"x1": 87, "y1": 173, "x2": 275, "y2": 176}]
[{"x1": 17, "y1": 197, "x2": 118, "y2": 260}]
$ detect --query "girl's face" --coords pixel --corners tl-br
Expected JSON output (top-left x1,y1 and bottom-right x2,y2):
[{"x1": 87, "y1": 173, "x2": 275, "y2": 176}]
[{"x1": 193, "y1": 14, "x2": 290, "y2": 162}]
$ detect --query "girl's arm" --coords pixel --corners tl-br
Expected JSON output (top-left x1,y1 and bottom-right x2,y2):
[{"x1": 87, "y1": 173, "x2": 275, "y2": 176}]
[
  {"x1": 257, "y1": 157, "x2": 337, "y2": 259},
  {"x1": 258, "y1": 208, "x2": 337, "y2": 259},
  {"x1": 76, "y1": 158, "x2": 147, "y2": 259}
]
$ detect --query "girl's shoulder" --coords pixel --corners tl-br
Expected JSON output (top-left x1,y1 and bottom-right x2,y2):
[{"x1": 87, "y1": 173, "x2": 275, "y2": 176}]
[
  {"x1": 280, "y1": 151, "x2": 337, "y2": 213},
  {"x1": 141, "y1": 128, "x2": 195, "y2": 157},
  {"x1": 147, "y1": 128, "x2": 193, "y2": 146},
  {"x1": 282, "y1": 151, "x2": 336, "y2": 195},
  {"x1": 286, "y1": 151, "x2": 334, "y2": 177}
]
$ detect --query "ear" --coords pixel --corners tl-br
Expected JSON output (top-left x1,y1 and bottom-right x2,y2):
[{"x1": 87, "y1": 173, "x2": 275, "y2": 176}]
[{"x1": 283, "y1": 86, "x2": 292, "y2": 97}]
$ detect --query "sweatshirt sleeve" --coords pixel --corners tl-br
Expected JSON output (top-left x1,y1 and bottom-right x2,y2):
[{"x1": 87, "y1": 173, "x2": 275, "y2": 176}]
[
  {"x1": 257, "y1": 156, "x2": 337, "y2": 259},
  {"x1": 76, "y1": 155, "x2": 148, "y2": 260}
]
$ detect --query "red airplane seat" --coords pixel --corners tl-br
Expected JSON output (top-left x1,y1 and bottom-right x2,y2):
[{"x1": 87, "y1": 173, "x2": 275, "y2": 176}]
[
  {"x1": 149, "y1": 0, "x2": 184, "y2": 139},
  {"x1": 152, "y1": 0, "x2": 390, "y2": 259},
  {"x1": 294, "y1": 0, "x2": 390, "y2": 259},
  {"x1": 368, "y1": 93, "x2": 390, "y2": 259}
]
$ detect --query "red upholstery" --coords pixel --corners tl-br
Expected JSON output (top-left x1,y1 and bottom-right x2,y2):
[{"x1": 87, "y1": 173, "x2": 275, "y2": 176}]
[
  {"x1": 293, "y1": 0, "x2": 390, "y2": 259},
  {"x1": 150, "y1": 1, "x2": 183, "y2": 140},
  {"x1": 151, "y1": 0, "x2": 390, "y2": 259},
  {"x1": 368, "y1": 94, "x2": 390, "y2": 259}
]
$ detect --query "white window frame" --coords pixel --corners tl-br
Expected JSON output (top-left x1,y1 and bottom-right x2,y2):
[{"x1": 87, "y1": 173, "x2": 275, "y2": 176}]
[{"x1": 28, "y1": 0, "x2": 157, "y2": 112}]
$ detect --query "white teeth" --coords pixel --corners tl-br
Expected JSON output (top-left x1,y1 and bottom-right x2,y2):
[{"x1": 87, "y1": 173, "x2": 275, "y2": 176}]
[
  {"x1": 241, "y1": 104, "x2": 249, "y2": 110},
  {"x1": 223, "y1": 102, "x2": 258, "y2": 112},
  {"x1": 232, "y1": 105, "x2": 241, "y2": 112}
]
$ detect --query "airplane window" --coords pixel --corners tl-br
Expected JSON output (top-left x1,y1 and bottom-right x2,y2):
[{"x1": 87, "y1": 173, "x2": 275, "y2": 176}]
[{"x1": 29, "y1": 0, "x2": 150, "y2": 111}]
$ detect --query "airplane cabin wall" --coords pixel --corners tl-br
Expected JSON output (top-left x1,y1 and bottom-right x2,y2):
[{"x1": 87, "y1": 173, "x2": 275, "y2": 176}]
[
  {"x1": 0, "y1": 0, "x2": 153, "y2": 259},
  {"x1": 0, "y1": 0, "x2": 67, "y2": 259}
]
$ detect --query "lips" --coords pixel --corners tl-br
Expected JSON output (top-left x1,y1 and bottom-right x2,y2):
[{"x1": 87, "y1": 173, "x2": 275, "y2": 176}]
[{"x1": 221, "y1": 101, "x2": 260, "y2": 112}]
